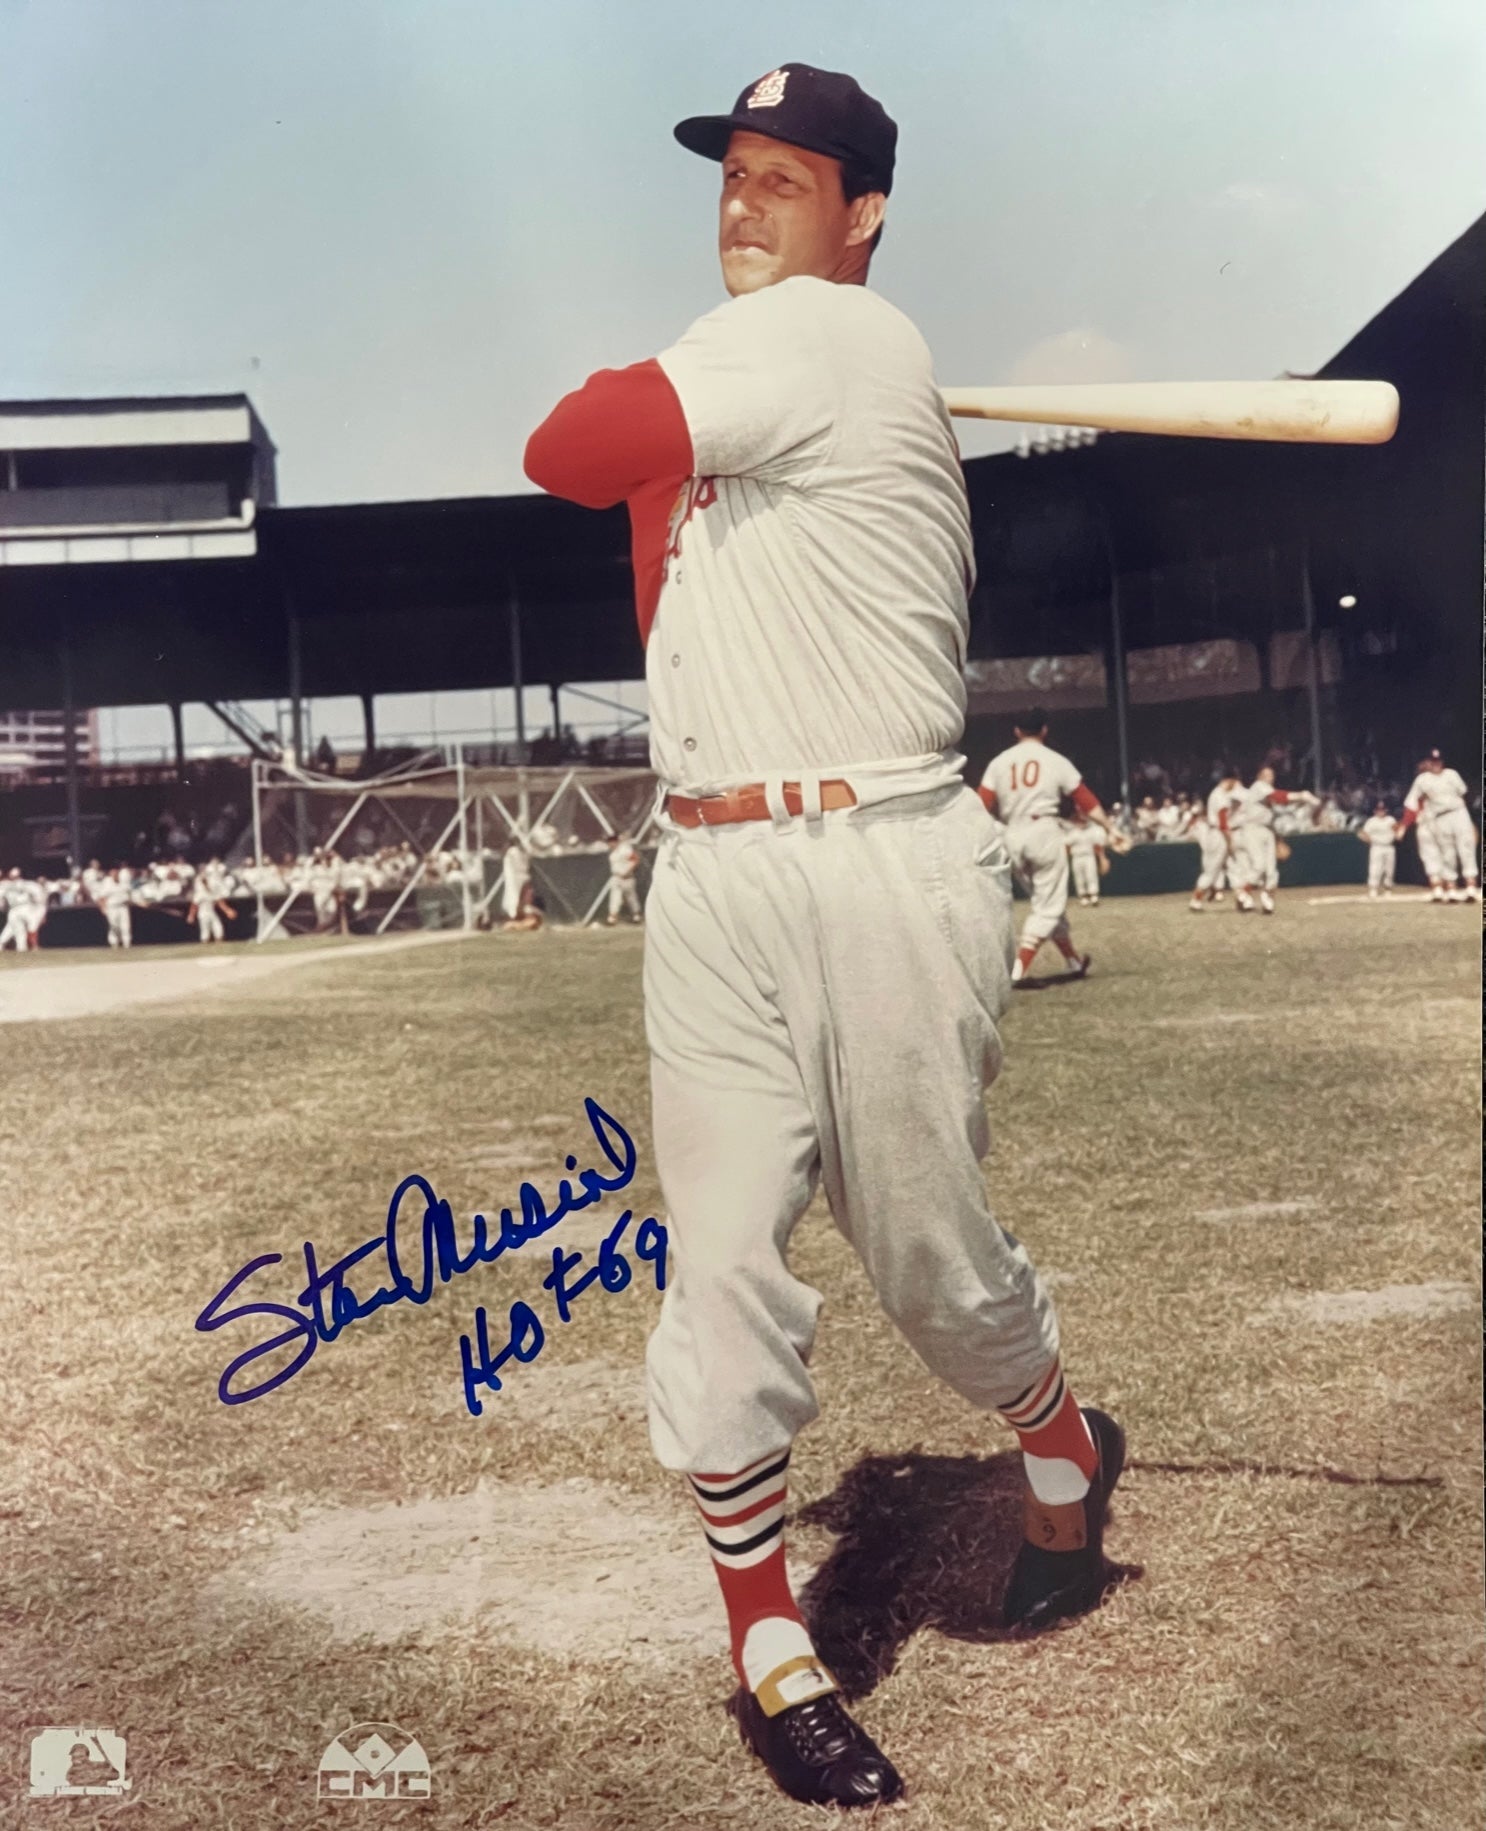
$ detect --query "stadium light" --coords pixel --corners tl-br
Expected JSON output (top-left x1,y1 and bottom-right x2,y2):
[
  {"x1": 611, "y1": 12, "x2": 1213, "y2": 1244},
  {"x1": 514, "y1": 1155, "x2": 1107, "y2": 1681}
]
[{"x1": 1338, "y1": 593, "x2": 1357, "y2": 608}]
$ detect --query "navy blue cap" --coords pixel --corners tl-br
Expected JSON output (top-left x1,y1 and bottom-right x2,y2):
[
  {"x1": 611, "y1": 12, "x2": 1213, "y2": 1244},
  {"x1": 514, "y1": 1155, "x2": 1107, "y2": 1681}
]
[{"x1": 674, "y1": 63, "x2": 896, "y2": 195}]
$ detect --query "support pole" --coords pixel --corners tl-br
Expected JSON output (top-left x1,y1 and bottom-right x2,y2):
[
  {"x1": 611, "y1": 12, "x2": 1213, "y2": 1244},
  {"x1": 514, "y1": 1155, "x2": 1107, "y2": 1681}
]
[
  {"x1": 508, "y1": 578, "x2": 527, "y2": 766},
  {"x1": 360, "y1": 691, "x2": 376, "y2": 766},
  {"x1": 251, "y1": 759, "x2": 265, "y2": 941},
  {"x1": 1300, "y1": 541, "x2": 1324, "y2": 797},
  {"x1": 60, "y1": 639, "x2": 83, "y2": 872},
  {"x1": 549, "y1": 681, "x2": 561, "y2": 747},
  {"x1": 170, "y1": 702, "x2": 187, "y2": 778},
  {"x1": 287, "y1": 596, "x2": 308, "y2": 854},
  {"x1": 456, "y1": 747, "x2": 472, "y2": 931},
  {"x1": 1097, "y1": 503, "x2": 1131, "y2": 806}
]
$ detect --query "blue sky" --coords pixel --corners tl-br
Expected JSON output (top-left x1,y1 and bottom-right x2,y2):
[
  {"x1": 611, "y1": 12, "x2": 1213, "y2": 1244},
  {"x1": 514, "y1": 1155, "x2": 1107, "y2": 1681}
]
[{"x1": 3, "y1": 0, "x2": 1483, "y2": 752}]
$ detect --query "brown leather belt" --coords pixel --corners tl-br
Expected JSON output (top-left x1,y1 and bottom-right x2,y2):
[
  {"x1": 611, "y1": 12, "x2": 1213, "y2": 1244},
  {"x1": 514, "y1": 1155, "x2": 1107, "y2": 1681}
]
[{"x1": 665, "y1": 779, "x2": 858, "y2": 828}]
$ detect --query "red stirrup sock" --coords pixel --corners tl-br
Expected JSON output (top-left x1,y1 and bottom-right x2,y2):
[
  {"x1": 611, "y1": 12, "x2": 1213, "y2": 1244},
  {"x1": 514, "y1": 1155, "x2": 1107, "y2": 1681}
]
[
  {"x1": 690, "y1": 1452, "x2": 837, "y2": 1716},
  {"x1": 999, "y1": 1361, "x2": 1098, "y2": 1504}
]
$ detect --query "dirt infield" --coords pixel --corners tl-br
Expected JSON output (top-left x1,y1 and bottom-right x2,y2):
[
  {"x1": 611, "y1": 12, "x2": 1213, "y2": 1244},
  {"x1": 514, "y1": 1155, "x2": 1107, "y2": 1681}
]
[{"x1": 0, "y1": 930, "x2": 469, "y2": 1025}]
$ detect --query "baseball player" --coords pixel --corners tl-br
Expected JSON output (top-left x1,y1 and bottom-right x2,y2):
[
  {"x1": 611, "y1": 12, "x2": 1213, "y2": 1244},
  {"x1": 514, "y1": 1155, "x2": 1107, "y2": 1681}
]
[
  {"x1": 500, "y1": 836, "x2": 531, "y2": 923},
  {"x1": 189, "y1": 859, "x2": 233, "y2": 944},
  {"x1": 97, "y1": 867, "x2": 137, "y2": 948},
  {"x1": 1357, "y1": 801, "x2": 1399, "y2": 898},
  {"x1": 1063, "y1": 809, "x2": 1106, "y2": 906},
  {"x1": 1189, "y1": 768, "x2": 1243, "y2": 912},
  {"x1": 1398, "y1": 751, "x2": 1480, "y2": 901},
  {"x1": 0, "y1": 868, "x2": 32, "y2": 950},
  {"x1": 1232, "y1": 767, "x2": 1318, "y2": 914},
  {"x1": 980, "y1": 711, "x2": 1125, "y2": 984},
  {"x1": 604, "y1": 831, "x2": 644, "y2": 924},
  {"x1": 307, "y1": 848, "x2": 345, "y2": 932},
  {"x1": 525, "y1": 63, "x2": 1124, "y2": 1808}
]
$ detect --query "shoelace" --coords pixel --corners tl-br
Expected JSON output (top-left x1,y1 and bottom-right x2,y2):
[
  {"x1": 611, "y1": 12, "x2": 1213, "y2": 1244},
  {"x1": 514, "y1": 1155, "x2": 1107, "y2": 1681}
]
[{"x1": 785, "y1": 1695, "x2": 859, "y2": 1762}]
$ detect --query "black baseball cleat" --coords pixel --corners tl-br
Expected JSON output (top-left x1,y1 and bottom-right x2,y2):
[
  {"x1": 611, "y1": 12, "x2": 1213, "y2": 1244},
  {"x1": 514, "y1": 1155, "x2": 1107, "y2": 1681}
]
[
  {"x1": 1002, "y1": 1406, "x2": 1126, "y2": 1633},
  {"x1": 728, "y1": 1686, "x2": 905, "y2": 1808}
]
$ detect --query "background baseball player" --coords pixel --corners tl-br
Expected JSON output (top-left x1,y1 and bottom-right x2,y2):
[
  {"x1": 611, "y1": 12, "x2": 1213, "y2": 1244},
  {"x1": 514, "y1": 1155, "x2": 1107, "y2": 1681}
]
[
  {"x1": 1232, "y1": 766, "x2": 1318, "y2": 914},
  {"x1": 1189, "y1": 767, "x2": 1243, "y2": 912},
  {"x1": 189, "y1": 858, "x2": 232, "y2": 944},
  {"x1": 1398, "y1": 750, "x2": 1479, "y2": 901},
  {"x1": 1064, "y1": 808, "x2": 1106, "y2": 906},
  {"x1": 97, "y1": 866, "x2": 137, "y2": 948},
  {"x1": 500, "y1": 835, "x2": 531, "y2": 923},
  {"x1": 604, "y1": 831, "x2": 643, "y2": 925},
  {"x1": 525, "y1": 63, "x2": 1125, "y2": 1811},
  {"x1": 1358, "y1": 801, "x2": 1399, "y2": 898},
  {"x1": 980, "y1": 710, "x2": 1127, "y2": 984}
]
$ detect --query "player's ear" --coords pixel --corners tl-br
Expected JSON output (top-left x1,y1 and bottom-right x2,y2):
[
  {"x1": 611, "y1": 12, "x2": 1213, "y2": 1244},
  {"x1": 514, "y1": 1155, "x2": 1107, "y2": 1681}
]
[{"x1": 845, "y1": 190, "x2": 886, "y2": 249}]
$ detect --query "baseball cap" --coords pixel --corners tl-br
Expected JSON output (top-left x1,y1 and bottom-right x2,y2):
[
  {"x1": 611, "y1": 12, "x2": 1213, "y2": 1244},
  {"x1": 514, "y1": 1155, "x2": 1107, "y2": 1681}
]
[{"x1": 674, "y1": 63, "x2": 896, "y2": 194}]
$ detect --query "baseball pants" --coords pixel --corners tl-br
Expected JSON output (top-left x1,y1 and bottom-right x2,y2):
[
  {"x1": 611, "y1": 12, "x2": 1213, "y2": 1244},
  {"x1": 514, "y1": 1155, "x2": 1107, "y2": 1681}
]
[
  {"x1": 643, "y1": 783, "x2": 1061, "y2": 1474},
  {"x1": 197, "y1": 904, "x2": 224, "y2": 942},
  {"x1": 1070, "y1": 852, "x2": 1099, "y2": 900},
  {"x1": 0, "y1": 909, "x2": 26, "y2": 950},
  {"x1": 501, "y1": 872, "x2": 528, "y2": 921},
  {"x1": 1195, "y1": 831, "x2": 1229, "y2": 893},
  {"x1": 1433, "y1": 807, "x2": 1479, "y2": 882},
  {"x1": 608, "y1": 876, "x2": 642, "y2": 921},
  {"x1": 1007, "y1": 817, "x2": 1073, "y2": 948},
  {"x1": 1239, "y1": 827, "x2": 1278, "y2": 891},
  {"x1": 1367, "y1": 844, "x2": 1396, "y2": 891},
  {"x1": 1415, "y1": 817, "x2": 1445, "y2": 883},
  {"x1": 106, "y1": 907, "x2": 132, "y2": 948}
]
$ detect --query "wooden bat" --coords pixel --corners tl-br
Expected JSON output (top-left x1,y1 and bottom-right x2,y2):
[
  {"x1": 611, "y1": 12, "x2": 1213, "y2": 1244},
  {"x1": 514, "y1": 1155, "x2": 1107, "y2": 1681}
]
[{"x1": 940, "y1": 379, "x2": 1399, "y2": 445}]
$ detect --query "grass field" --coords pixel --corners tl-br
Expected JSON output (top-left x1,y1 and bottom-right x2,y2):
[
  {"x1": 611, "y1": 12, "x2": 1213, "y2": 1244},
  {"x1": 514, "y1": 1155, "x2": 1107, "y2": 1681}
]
[{"x1": 0, "y1": 891, "x2": 1480, "y2": 1830}]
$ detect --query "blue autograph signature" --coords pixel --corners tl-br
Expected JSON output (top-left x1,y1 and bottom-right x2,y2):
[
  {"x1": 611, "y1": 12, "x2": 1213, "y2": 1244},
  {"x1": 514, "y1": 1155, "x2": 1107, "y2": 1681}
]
[
  {"x1": 458, "y1": 1205, "x2": 668, "y2": 1418},
  {"x1": 195, "y1": 1098, "x2": 666, "y2": 1409}
]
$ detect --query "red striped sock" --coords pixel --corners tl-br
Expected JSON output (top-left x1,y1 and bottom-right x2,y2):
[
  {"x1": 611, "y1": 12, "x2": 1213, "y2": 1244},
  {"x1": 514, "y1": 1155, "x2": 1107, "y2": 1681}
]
[
  {"x1": 690, "y1": 1452, "x2": 832, "y2": 1709},
  {"x1": 999, "y1": 1361, "x2": 1098, "y2": 1504}
]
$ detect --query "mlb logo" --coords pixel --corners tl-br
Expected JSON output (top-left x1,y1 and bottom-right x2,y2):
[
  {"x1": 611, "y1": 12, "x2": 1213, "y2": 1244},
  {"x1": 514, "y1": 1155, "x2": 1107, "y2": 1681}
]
[
  {"x1": 28, "y1": 1728, "x2": 131, "y2": 1798},
  {"x1": 317, "y1": 1722, "x2": 431, "y2": 1800},
  {"x1": 747, "y1": 68, "x2": 789, "y2": 109}
]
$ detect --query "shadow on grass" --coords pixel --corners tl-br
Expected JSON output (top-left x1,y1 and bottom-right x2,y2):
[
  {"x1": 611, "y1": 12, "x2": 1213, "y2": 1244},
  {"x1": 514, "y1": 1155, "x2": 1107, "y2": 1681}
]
[{"x1": 794, "y1": 1450, "x2": 1141, "y2": 1702}]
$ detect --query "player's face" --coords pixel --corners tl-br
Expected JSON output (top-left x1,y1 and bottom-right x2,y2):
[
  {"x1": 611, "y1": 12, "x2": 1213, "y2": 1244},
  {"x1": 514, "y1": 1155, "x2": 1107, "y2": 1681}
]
[{"x1": 718, "y1": 132, "x2": 882, "y2": 296}]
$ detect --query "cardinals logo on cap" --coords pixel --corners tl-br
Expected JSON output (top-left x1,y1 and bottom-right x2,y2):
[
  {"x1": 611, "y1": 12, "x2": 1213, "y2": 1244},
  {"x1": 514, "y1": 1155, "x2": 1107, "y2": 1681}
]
[{"x1": 746, "y1": 68, "x2": 789, "y2": 109}]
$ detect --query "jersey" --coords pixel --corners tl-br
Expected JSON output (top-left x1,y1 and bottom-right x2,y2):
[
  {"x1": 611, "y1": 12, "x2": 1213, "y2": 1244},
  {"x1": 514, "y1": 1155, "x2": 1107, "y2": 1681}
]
[
  {"x1": 609, "y1": 841, "x2": 640, "y2": 880},
  {"x1": 1235, "y1": 781, "x2": 1285, "y2": 830},
  {"x1": 1360, "y1": 814, "x2": 1398, "y2": 848},
  {"x1": 981, "y1": 739, "x2": 1083, "y2": 826},
  {"x1": 1404, "y1": 768, "x2": 1469, "y2": 820},
  {"x1": 646, "y1": 278, "x2": 974, "y2": 790},
  {"x1": 1206, "y1": 784, "x2": 1244, "y2": 833},
  {"x1": 1063, "y1": 821, "x2": 1103, "y2": 860}
]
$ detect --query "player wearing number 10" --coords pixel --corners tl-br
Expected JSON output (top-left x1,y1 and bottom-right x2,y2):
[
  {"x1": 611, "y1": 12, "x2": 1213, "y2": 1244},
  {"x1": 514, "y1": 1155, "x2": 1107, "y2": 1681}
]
[{"x1": 980, "y1": 710, "x2": 1125, "y2": 984}]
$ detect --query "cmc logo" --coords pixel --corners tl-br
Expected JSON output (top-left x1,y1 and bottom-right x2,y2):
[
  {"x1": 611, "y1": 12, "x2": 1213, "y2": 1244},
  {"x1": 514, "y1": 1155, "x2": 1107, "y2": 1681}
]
[{"x1": 317, "y1": 1722, "x2": 431, "y2": 1801}]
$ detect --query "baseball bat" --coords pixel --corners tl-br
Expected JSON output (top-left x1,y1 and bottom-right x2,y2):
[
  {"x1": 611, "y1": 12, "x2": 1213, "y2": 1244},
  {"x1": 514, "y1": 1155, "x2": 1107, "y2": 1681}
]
[{"x1": 940, "y1": 379, "x2": 1399, "y2": 444}]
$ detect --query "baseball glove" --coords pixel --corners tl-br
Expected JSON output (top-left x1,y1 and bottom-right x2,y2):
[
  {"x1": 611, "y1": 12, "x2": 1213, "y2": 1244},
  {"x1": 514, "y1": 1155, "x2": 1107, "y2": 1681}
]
[
  {"x1": 1276, "y1": 838, "x2": 1293, "y2": 862},
  {"x1": 1108, "y1": 832, "x2": 1134, "y2": 855}
]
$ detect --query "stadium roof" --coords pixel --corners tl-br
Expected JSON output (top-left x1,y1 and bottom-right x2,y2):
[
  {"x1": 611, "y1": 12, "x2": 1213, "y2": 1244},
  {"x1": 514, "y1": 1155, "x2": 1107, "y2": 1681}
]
[{"x1": 0, "y1": 213, "x2": 1480, "y2": 715}]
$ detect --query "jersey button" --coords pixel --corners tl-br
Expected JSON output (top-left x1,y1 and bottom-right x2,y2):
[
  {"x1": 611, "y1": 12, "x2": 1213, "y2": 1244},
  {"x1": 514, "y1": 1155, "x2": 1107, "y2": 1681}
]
[
  {"x1": 673, "y1": 568, "x2": 683, "y2": 584},
  {"x1": 670, "y1": 653, "x2": 681, "y2": 668},
  {"x1": 683, "y1": 737, "x2": 697, "y2": 752}
]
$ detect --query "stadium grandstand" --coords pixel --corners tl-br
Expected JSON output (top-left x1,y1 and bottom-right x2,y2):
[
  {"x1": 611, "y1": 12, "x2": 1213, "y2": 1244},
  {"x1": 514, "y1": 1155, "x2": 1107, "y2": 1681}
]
[{"x1": 1, "y1": 210, "x2": 1480, "y2": 925}]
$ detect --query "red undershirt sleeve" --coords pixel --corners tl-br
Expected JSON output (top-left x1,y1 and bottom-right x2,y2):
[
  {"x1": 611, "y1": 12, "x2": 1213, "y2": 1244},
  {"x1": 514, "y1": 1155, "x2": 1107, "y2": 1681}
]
[
  {"x1": 525, "y1": 359, "x2": 696, "y2": 643},
  {"x1": 1070, "y1": 783, "x2": 1101, "y2": 815},
  {"x1": 523, "y1": 360, "x2": 694, "y2": 511},
  {"x1": 1397, "y1": 806, "x2": 1418, "y2": 834},
  {"x1": 979, "y1": 787, "x2": 999, "y2": 814}
]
